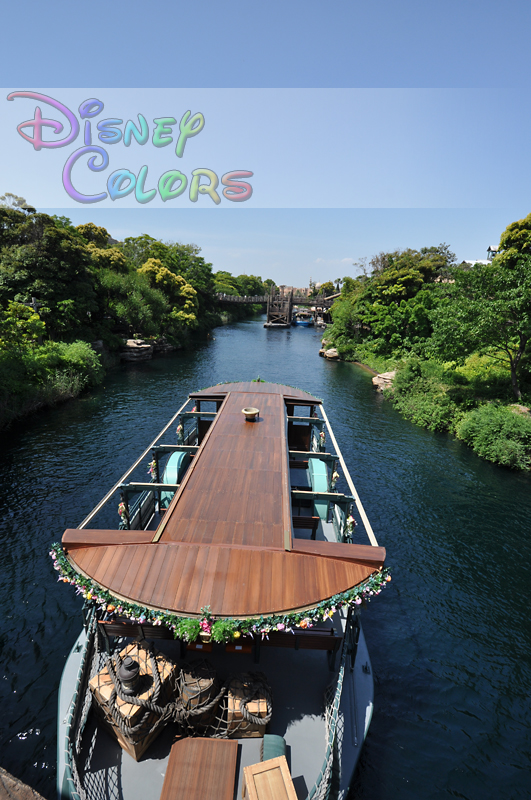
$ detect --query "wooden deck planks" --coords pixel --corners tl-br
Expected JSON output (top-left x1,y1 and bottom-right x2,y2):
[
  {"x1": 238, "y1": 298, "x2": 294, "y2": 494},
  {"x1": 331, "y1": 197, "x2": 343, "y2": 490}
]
[
  {"x1": 160, "y1": 391, "x2": 290, "y2": 550},
  {"x1": 147, "y1": 544, "x2": 180, "y2": 609},
  {"x1": 68, "y1": 540, "x2": 377, "y2": 616}
]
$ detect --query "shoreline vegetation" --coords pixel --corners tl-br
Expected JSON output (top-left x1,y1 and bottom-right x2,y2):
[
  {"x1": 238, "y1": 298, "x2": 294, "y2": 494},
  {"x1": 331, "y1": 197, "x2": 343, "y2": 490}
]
[
  {"x1": 322, "y1": 216, "x2": 531, "y2": 471},
  {"x1": 0, "y1": 202, "x2": 272, "y2": 430}
]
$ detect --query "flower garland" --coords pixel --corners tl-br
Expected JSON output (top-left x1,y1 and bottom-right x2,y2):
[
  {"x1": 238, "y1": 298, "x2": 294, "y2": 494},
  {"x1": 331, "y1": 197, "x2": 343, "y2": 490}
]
[
  {"x1": 49, "y1": 543, "x2": 391, "y2": 644},
  {"x1": 346, "y1": 514, "x2": 357, "y2": 536},
  {"x1": 117, "y1": 502, "x2": 128, "y2": 524}
]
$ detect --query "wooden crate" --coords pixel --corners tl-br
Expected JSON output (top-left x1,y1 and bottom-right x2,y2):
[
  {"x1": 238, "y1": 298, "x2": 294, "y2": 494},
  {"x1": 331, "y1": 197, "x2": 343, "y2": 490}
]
[
  {"x1": 89, "y1": 642, "x2": 176, "y2": 760},
  {"x1": 226, "y1": 676, "x2": 269, "y2": 738}
]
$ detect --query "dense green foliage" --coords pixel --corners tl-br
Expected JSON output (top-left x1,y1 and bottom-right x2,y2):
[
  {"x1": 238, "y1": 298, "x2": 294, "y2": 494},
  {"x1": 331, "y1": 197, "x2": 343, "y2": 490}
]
[
  {"x1": 455, "y1": 405, "x2": 531, "y2": 470},
  {"x1": 0, "y1": 207, "x2": 273, "y2": 426},
  {"x1": 327, "y1": 246, "x2": 453, "y2": 362},
  {"x1": 324, "y1": 226, "x2": 531, "y2": 470},
  {"x1": 0, "y1": 340, "x2": 103, "y2": 427}
]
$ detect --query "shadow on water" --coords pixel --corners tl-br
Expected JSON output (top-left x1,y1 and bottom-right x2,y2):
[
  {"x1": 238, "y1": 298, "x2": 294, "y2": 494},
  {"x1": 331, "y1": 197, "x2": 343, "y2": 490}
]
[{"x1": 1, "y1": 316, "x2": 530, "y2": 799}]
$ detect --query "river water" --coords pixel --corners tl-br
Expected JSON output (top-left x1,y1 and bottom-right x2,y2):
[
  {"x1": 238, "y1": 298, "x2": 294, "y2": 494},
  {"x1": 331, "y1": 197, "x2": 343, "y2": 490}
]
[{"x1": 1, "y1": 316, "x2": 530, "y2": 799}]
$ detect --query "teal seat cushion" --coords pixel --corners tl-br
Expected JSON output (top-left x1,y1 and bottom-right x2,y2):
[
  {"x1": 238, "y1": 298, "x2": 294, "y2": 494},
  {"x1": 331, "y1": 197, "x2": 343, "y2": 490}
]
[{"x1": 261, "y1": 734, "x2": 287, "y2": 762}]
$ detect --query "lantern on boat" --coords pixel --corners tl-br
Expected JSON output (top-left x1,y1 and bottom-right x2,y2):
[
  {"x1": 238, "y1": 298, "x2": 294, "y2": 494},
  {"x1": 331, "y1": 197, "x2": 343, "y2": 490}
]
[{"x1": 118, "y1": 655, "x2": 141, "y2": 696}]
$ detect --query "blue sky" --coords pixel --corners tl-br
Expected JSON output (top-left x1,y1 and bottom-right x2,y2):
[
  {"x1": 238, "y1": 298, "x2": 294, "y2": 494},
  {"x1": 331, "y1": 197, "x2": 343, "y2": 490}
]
[{"x1": 2, "y1": 0, "x2": 530, "y2": 286}]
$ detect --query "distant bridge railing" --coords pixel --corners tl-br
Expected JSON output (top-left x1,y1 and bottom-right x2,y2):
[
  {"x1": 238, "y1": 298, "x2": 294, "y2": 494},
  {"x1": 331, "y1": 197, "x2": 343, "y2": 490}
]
[
  {"x1": 216, "y1": 293, "x2": 336, "y2": 306},
  {"x1": 216, "y1": 294, "x2": 268, "y2": 303}
]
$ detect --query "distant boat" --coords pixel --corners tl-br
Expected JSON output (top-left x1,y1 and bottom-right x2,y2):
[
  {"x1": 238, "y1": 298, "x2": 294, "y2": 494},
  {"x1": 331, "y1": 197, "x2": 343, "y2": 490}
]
[
  {"x1": 292, "y1": 309, "x2": 314, "y2": 326},
  {"x1": 55, "y1": 381, "x2": 388, "y2": 800}
]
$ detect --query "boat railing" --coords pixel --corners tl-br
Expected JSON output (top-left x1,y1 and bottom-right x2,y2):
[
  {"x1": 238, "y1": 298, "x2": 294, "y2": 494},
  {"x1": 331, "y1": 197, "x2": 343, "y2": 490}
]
[
  {"x1": 78, "y1": 397, "x2": 192, "y2": 530},
  {"x1": 332, "y1": 503, "x2": 350, "y2": 543},
  {"x1": 320, "y1": 406, "x2": 379, "y2": 548},
  {"x1": 118, "y1": 488, "x2": 156, "y2": 531},
  {"x1": 63, "y1": 609, "x2": 100, "y2": 800}
]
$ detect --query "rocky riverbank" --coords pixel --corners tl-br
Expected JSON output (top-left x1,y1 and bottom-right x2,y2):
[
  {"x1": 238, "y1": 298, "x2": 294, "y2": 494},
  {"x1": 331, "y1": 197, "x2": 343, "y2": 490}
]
[{"x1": 318, "y1": 340, "x2": 394, "y2": 389}]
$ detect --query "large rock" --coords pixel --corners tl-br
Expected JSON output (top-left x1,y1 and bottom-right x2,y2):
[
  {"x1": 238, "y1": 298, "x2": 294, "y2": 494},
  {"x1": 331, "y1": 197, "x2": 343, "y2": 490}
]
[
  {"x1": 372, "y1": 371, "x2": 396, "y2": 392},
  {"x1": 119, "y1": 338, "x2": 154, "y2": 362},
  {"x1": 324, "y1": 348, "x2": 340, "y2": 360}
]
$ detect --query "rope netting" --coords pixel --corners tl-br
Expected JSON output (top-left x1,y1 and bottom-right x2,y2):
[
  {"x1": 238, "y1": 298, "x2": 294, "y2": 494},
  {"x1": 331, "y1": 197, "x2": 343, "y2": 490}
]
[
  {"x1": 65, "y1": 619, "x2": 344, "y2": 800},
  {"x1": 306, "y1": 651, "x2": 346, "y2": 800},
  {"x1": 81, "y1": 626, "x2": 273, "y2": 750}
]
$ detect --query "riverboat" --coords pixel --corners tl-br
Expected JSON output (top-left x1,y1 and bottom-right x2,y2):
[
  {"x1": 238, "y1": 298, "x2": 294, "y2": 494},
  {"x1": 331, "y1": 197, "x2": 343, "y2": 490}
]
[
  {"x1": 53, "y1": 381, "x2": 388, "y2": 800},
  {"x1": 292, "y1": 310, "x2": 315, "y2": 327}
]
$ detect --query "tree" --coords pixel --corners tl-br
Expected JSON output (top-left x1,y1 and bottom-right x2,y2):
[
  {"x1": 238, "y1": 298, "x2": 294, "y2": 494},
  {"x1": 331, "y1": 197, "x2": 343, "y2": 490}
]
[
  {"x1": 0, "y1": 193, "x2": 35, "y2": 213},
  {"x1": 431, "y1": 255, "x2": 531, "y2": 399},
  {"x1": 320, "y1": 281, "x2": 336, "y2": 296},
  {"x1": 121, "y1": 235, "x2": 217, "y2": 326},
  {"x1": 0, "y1": 301, "x2": 45, "y2": 349},
  {"x1": 326, "y1": 247, "x2": 455, "y2": 357},
  {"x1": 263, "y1": 278, "x2": 277, "y2": 294},
  {"x1": 496, "y1": 212, "x2": 531, "y2": 264},
  {"x1": 99, "y1": 270, "x2": 168, "y2": 337},
  {"x1": 234, "y1": 274, "x2": 264, "y2": 297},
  {"x1": 86, "y1": 243, "x2": 128, "y2": 274},
  {"x1": 76, "y1": 222, "x2": 111, "y2": 248},
  {"x1": 214, "y1": 270, "x2": 240, "y2": 296},
  {"x1": 0, "y1": 210, "x2": 99, "y2": 339},
  {"x1": 138, "y1": 258, "x2": 198, "y2": 328}
]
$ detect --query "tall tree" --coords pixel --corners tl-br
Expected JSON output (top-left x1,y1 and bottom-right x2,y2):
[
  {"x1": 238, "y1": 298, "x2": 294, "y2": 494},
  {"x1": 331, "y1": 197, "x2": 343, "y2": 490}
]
[{"x1": 431, "y1": 255, "x2": 531, "y2": 399}]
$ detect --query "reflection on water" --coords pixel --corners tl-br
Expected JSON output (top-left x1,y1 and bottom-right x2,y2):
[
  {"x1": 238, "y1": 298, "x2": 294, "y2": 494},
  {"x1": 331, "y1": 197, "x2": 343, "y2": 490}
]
[{"x1": 1, "y1": 316, "x2": 530, "y2": 799}]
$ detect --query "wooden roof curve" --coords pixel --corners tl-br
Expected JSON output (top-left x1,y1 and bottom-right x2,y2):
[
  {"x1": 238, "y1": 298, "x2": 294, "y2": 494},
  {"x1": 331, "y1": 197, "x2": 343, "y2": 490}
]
[
  {"x1": 189, "y1": 381, "x2": 322, "y2": 405},
  {"x1": 62, "y1": 382, "x2": 384, "y2": 619}
]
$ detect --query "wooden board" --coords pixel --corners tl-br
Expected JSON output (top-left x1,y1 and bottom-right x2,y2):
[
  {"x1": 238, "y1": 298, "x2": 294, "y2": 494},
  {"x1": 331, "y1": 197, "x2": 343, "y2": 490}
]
[
  {"x1": 160, "y1": 738, "x2": 238, "y2": 800},
  {"x1": 159, "y1": 391, "x2": 292, "y2": 550},
  {"x1": 292, "y1": 539, "x2": 386, "y2": 567},
  {"x1": 243, "y1": 756, "x2": 298, "y2": 800}
]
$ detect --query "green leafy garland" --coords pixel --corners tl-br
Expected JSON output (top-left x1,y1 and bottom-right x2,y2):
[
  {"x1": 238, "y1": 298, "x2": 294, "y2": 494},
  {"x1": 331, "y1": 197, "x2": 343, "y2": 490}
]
[{"x1": 50, "y1": 543, "x2": 391, "y2": 643}]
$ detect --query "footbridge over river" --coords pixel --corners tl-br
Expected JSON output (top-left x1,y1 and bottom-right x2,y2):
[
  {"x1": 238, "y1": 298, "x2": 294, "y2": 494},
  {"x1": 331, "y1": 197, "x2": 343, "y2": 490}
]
[{"x1": 216, "y1": 290, "x2": 339, "y2": 327}]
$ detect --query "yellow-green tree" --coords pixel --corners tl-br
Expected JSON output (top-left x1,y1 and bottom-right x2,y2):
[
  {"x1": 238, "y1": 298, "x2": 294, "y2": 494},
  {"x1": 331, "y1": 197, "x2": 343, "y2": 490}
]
[
  {"x1": 75, "y1": 222, "x2": 110, "y2": 248},
  {"x1": 138, "y1": 259, "x2": 198, "y2": 329},
  {"x1": 86, "y1": 243, "x2": 128, "y2": 274},
  {"x1": 0, "y1": 301, "x2": 46, "y2": 349}
]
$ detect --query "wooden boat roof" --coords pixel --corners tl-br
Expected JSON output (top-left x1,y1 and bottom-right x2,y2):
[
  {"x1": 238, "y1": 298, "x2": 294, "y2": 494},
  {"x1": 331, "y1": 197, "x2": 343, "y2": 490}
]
[
  {"x1": 62, "y1": 382, "x2": 384, "y2": 618},
  {"x1": 189, "y1": 381, "x2": 322, "y2": 405}
]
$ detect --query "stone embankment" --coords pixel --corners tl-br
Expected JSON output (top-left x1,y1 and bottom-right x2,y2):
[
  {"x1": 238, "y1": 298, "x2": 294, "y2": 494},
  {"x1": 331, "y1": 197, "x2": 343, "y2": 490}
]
[
  {"x1": 120, "y1": 338, "x2": 154, "y2": 362},
  {"x1": 0, "y1": 767, "x2": 46, "y2": 800},
  {"x1": 119, "y1": 337, "x2": 177, "y2": 362}
]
